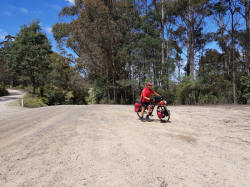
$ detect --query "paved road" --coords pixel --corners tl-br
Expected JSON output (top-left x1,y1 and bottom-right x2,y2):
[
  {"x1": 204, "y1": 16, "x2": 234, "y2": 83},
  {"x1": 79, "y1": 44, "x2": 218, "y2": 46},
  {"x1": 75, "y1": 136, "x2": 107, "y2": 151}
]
[{"x1": 0, "y1": 92, "x2": 250, "y2": 186}]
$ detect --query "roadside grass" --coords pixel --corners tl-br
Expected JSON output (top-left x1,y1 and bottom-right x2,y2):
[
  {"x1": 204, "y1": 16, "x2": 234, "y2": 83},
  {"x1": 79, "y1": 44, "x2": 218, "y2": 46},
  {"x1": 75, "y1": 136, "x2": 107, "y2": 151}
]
[
  {"x1": 7, "y1": 92, "x2": 47, "y2": 108},
  {"x1": 22, "y1": 94, "x2": 47, "y2": 108},
  {"x1": 8, "y1": 99, "x2": 21, "y2": 107}
]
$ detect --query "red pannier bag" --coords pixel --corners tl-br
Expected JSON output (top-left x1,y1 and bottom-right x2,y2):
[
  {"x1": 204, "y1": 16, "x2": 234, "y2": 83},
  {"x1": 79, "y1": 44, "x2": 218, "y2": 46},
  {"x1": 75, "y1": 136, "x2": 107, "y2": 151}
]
[{"x1": 134, "y1": 99, "x2": 141, "y2": 112}]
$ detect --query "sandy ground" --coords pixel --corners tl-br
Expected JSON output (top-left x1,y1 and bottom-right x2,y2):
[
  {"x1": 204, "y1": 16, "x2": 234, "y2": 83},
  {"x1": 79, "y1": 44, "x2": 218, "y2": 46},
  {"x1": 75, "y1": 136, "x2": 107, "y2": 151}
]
[{"x1": 0, "y1": 90, "x2": 250, "y2": 187}]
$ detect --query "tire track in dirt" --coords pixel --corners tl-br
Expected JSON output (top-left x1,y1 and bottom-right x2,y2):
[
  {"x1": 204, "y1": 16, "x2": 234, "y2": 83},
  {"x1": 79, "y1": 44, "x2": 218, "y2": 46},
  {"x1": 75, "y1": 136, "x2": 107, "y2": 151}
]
[
  {"x1": 0, "y1": 107, "x2": 67, "y2": 146},
  {"x1": 0, "y1": 106, "x2": 83, "y2": 187}
]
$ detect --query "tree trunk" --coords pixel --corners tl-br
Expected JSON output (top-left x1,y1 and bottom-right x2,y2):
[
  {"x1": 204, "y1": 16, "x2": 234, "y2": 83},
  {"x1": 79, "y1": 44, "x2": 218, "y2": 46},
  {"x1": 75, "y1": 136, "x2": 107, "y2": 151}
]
[
  {"x1": 112, "y1": 72, "x2": 116, "y2": 103},
  {"x1": 166, "y1": 12, "x2": 171, "y2": 89},
  {"x1": 245, "y1": 0, "x2": 250, "y2": 75},
  {"x1": 106, "y1": 68, "x2": 110, "y2": 103},
  {"x1": 190, "y1": 1, "x2": 195, "y2": 80},
  {"x1": 32, "y1": 86, "x2": 36, "y2": 95},
  {"x1": 132, "y1": 87, "x2": 135, "y2": 104},
  {"x1": 40, "y1": 86, "x2": 44, "y2": 97},
  {"x1": 112, "y1": 55, "x2": 116, "y2": 103},
  {"x1": 187, "y1": 1, "x2": 191, "y2": 78},
  {"x1": 144, "y1": 0, "x2": 148, "y2": 14},
  {"x1": 230, "y1": 5, "x2": 237, "y2": 104},
  {"x1": 186, "y1": 0, "x2": 195, "y2": 80},
  {"x1": 161, "y1": 0, "x2": 165, "y2": 86},
  {"x1": 191, "y1": 8, "x2": 195, "y2": 80},
  {"x1": 153, "y1": 49, "x2": 157, "y2": 86}
]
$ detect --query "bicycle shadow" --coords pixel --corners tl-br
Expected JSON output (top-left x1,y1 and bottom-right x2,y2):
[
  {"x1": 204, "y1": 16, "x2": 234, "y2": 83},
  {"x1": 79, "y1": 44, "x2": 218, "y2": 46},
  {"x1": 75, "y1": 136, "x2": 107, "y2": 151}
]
[
  {"x1": 151, "y1": 118, "x2": 171, "y2": 123},
  {"x1": 137, "y1": 117, "x2": 171, "y2": 124}
]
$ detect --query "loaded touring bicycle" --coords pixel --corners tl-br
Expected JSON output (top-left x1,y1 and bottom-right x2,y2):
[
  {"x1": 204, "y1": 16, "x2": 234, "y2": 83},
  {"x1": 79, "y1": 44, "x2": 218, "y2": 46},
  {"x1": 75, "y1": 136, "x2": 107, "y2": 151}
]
[{"x1": 134, "y1": 96, "x2": 170, "y2": 122}]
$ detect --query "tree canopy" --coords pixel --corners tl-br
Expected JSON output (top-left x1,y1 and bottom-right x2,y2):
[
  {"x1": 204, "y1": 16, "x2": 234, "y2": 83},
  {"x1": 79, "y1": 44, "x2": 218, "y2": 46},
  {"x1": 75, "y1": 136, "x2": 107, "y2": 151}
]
[{"x1": 5, "y1": 21, "x2": 52, "y2": 93}]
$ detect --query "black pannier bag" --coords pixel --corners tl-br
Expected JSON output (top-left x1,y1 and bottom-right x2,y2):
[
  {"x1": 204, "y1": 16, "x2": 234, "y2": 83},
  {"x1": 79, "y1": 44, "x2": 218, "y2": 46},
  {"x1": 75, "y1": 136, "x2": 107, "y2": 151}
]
[{"x1": 155, "y1": 96, "x2": 163, "y2": 103}]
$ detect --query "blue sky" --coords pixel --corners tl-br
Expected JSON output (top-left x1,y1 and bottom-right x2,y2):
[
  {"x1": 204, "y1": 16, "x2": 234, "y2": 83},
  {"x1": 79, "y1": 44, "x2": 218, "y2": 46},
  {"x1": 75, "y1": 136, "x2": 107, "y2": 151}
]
[
  {"x1": 0, "y1": 0, "x2": 75, "y2": 51},
  {"x1": 0, "y1": 0, "x2": 220, "y2": 50},
  {"x1": 0, "y1": 0, "x2": 245, "y2": 56}
]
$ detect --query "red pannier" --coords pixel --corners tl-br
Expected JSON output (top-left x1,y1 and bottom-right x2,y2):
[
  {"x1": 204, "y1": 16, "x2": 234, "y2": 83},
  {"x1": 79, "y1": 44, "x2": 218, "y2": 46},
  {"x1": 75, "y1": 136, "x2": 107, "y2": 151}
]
[{"x1": 134, "y1": 99, "x2": 142, "y2": 112}]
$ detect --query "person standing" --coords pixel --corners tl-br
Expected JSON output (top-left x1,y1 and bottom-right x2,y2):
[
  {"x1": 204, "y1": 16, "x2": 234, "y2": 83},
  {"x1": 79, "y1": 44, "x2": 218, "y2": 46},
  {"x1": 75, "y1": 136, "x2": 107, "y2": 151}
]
[{"x1": 140, "y1": 83, "x2": 160, "y2": 122}]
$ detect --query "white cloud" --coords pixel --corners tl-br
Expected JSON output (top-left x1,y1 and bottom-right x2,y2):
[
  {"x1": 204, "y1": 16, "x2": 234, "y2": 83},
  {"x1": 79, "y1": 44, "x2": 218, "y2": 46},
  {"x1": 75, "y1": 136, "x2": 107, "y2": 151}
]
[
  {"x1": 66, "y1": 0, "x2": 75, "y2": 5},
  {"x1": 3, "y1": 10, "x2": 12, "y2": 16},
  {"x1": 45, "y1": 27, "x2": 52, "y2": 34},
  {"x1": 0, "y1": 29, "x2": 8, "y2": 40},
  {"x1": 20, "y1": 8, "x2": 29, "y2": 14}
]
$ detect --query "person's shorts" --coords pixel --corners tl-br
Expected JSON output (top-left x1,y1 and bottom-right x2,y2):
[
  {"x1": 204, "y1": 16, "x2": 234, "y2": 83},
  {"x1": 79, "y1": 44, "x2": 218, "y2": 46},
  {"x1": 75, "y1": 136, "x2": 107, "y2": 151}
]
[{"x1": 141, "y1": 101, "x2": 149, "y2": 108}]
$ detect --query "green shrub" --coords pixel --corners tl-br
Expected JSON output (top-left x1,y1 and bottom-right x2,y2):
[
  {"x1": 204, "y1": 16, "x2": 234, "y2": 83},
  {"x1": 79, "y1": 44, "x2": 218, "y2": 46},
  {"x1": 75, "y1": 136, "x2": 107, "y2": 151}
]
[
  {"x1": 13, "y1": 85, "x2": 25, "y2": 89},
  {"x1": 176, "y1": 77, "x2": 198, "y2": 104},
  {"x1": 72, "y1": 90, "x2": 87, "y2": 105},
  {"x1": 87, "y1": 88, "x2": 96, "y2": 104},
  {"x1": 0, "y1": 83, "x2": 8, "y2": 96},
  {"x1": 155, "y1": 86, "x2": 177, "y2": 105},
  {"x1": 176, "y1": 76, "x2": 234, "y2": 105},
  {"x1": 238, "y1": 76, "x2": 250, "y2": 104},
  {"x1": 43, "y1": 85, "x2": 67, "y2": 105},
  {"x1": 40, "y1": 85, "x2": 81, "y2": 105},
  {"x1": 99, "y1": 97, "x2": 115, "y2": 104},
  {"x1": 40, "y1": 97, "x2": 49, "y2": 105},
  {"x1": 23, "y1": 85, "x2": 34, "y2": 93},
  {"x1": 65, "y1": 91, "x2": 74, "y2": 104},
  {"x1": 23, "y1": 94, "x2": 47, "y2": 108}
]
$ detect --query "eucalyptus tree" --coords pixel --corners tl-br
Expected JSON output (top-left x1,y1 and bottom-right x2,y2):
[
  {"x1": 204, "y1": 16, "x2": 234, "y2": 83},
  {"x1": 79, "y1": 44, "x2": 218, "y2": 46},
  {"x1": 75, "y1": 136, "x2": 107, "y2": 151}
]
[
  {"x1": 227, "y1": 0, "x2": 242, "y2": 104},
  {"x1": 173, "y1": 0, "x2": 211, "y2": 80},
  {"x1": 5, "y1": 21, "x2": 52, "y2": 94},
  {"x1": 148, "y1": 0, "x2": 177, "y2": 89},
  {"x1": 212, "y1": 1, "x2": 231, "y2": 76},
  {"x1": 238, "y1": 0, "x2": 249, "y2": 75},
  {"x1": 53, "y1": 0, "x2": 140, "y2": 103},
  {"x1": 213, "y1": 0, "x2": 242, "y2": 104},
  {"x1": 0, "y1": 35, "x2": 16, "y2": 87}
]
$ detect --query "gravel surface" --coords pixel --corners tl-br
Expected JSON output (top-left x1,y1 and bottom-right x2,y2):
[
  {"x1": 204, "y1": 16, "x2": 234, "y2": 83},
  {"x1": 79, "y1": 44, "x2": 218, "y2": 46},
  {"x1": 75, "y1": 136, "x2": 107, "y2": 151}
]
[
  {"x1": 0, "y1": 89, "x2": 26, "y2": 118},
  {"x1": 0, "y1": 90, "x2": 250, "y2": 187}
]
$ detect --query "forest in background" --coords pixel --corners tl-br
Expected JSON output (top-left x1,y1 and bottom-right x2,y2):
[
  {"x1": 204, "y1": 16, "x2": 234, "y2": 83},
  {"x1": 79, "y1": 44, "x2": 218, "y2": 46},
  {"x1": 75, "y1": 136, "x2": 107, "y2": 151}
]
[{"x1": 0, "y1": 0, "x2": 249, "y2": 106}]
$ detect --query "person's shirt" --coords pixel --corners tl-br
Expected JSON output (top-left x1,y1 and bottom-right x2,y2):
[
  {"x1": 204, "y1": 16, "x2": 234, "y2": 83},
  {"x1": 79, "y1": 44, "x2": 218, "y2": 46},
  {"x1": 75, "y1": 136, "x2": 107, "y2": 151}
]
[{"x1": 140, "y1": 87, "x2": 156, "y2": 102}]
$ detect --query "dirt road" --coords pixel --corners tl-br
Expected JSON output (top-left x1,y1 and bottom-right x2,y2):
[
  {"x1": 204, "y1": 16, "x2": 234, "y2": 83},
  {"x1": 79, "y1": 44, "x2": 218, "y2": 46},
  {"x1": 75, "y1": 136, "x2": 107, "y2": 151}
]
[
  {"x1": 0, "y1": 91, "x2": 250, "y2": 187},
  {"x1": 0, "y1": 89, "x2": 26, "y2": 118}
]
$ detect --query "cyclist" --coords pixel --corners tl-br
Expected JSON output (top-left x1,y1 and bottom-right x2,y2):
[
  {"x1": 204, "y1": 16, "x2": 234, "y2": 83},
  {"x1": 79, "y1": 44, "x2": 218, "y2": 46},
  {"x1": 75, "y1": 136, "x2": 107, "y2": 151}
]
[{"x1": 140, "y1": 83, "x2": 160, "y2": 122}]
